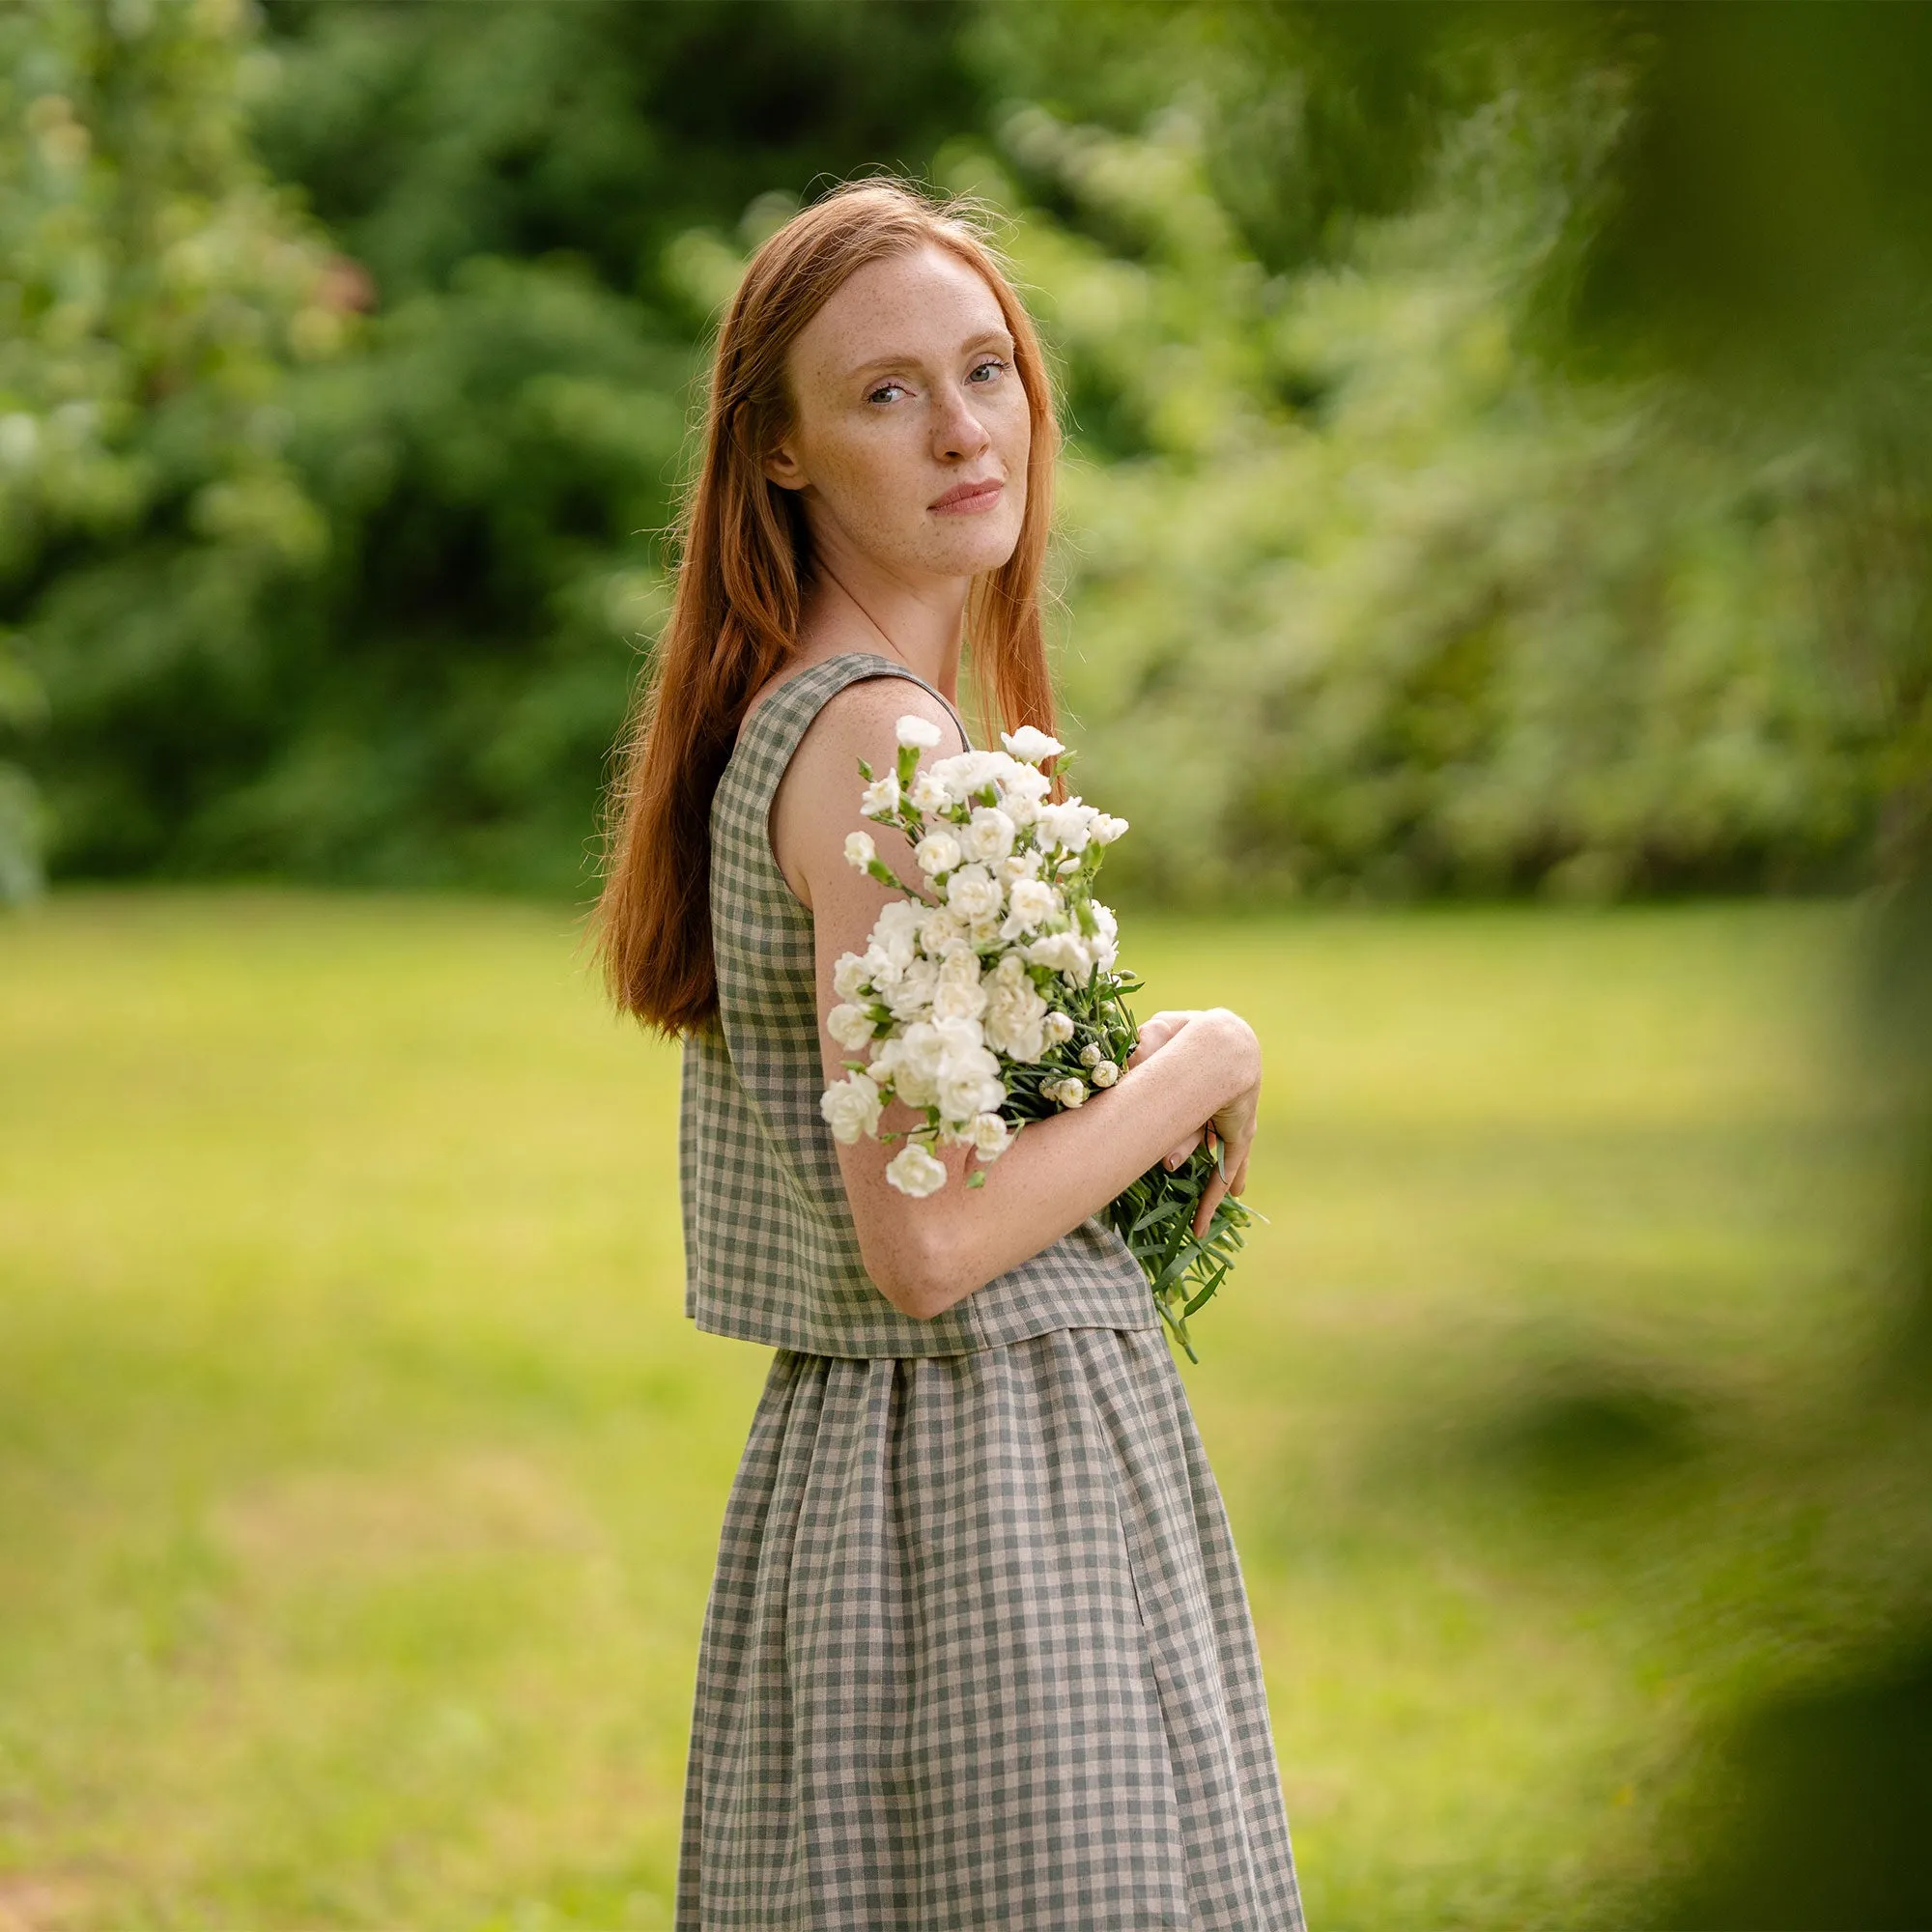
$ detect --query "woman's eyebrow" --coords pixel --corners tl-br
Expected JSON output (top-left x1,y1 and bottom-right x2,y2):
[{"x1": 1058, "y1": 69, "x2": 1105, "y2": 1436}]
[{"x1": 841, "y1": 328, "x2": 1016, "y2": 384}]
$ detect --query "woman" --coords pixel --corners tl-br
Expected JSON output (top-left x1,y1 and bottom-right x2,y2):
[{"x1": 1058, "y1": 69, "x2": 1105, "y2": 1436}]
[{"x1": 596, "y1": 179, "x2": 1303, "y2": 1930}]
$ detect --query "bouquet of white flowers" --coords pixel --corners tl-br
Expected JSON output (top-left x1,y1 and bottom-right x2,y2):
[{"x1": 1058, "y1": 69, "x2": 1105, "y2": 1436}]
[{"x1": 818, "y1": 712, "x2": 1256, "y2": 1360}]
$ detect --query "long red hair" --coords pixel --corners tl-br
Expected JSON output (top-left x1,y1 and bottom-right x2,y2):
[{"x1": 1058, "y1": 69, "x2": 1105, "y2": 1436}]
[{"x1": 592, "y1": 179, "x2": 1064, "y2": 1036}]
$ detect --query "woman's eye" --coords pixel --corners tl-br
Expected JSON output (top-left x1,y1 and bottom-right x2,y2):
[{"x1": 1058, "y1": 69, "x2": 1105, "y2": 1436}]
[
  {"x1": 867, "y1": 382, "x2": 907, "y2": 406},
  {"x1": 968, "y1": 358, "x2": 1007, "y2": 384}
]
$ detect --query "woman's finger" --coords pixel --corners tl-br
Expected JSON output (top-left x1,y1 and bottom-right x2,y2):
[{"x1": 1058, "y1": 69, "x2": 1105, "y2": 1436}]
[
  {"x1": 1163, "y1": 1129, "x2": 1203, "y2": 1171},
  {"x1": 1193, "y1": 1170, "x2": 1228, "y2": 1239},
  {"x1": 1126, "y1": 1009, "x2": 1200, "y2": 1069}
]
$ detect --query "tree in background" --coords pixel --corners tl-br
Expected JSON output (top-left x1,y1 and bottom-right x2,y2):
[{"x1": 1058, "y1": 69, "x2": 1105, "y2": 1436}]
[
  {"x1": 952, "y1": 89, "x2": 1878, "y2": 904},
  {"x1": 12, "y1": 0, "x2": 987, "y2": 892},
  {"x1": 4, "y1": 0, "x2": 1923, "y2": 920},
  {"x1": 0, "y1": 0, "x2": 347, "y2": 901}
]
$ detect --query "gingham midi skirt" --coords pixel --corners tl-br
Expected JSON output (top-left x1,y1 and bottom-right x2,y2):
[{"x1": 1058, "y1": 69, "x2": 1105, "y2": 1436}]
[{"x1": 675, "y1": 1324, "x2": 1304, "y2": 1928}]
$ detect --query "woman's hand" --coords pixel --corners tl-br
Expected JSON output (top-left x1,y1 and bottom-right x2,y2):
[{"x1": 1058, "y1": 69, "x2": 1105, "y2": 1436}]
[
  {"x1": 1128, "y1": 1009, "x2": 1263, "y2": 1236},
  {"x1": 1129, "y1": 1009, "x2": 1209, "y2": 1170}
]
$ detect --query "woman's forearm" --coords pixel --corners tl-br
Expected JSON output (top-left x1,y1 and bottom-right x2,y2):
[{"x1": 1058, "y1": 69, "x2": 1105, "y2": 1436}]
[{"x1": 840, "y1": 1008, "x2": 1258, "y2": 1318}]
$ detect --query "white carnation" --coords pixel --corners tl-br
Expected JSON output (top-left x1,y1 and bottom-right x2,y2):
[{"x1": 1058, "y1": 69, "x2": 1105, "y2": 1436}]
[
  {"x1": 908, "y1": 769, "x2": 951, "y2": 813},
  {"x1": 999, "y1": 876, "x2": 1058, "y2": 939},
  {"x1": 860, "y1": 771, "x2": 900, "y2": 818},
  {"x1": 869, "y1": 899, "x2": 923, "y2": 963},
  {"x1": 1034, "y1": 800, "x2": 1094, "y2": 854},
  {"x1": 827, "y1": 1002, "x2": 876, "y2": 1051},
  {"x1": 894, "y1": 1065, "x2": 937, "y2": 1110},
  {"x1": 896, "y1": 714, "x2": 943, "y2": 749},
  {"x1": 932, "y1": 1013, "x2": 988, "y2": 1064},
  {"x1": 886, "y1": 1140, "x2": 949, "y2": 1198},
  {"x1": 1000, "y1": 724, "x2": 1065, "y2": 764},
  {"x1": 999, "y1": 847, "x2": 1044, "y2": 887},
  {"x1": 931, "y1": 980, "x2": 985, "y2": 1026},
  {"x1": 1027, "y1": 931, "x2": 1094, "y2": 983},
  {"x1": 885, "y1": 955, "x2": 940, "y2": 1023},
  {"x1": 929, "y1": 950, "x2": 988, "y2": 1024},
  {"x1": 997, "y1": 763, "x2": 1051, "y2": 813},
  {"x1": 1046, "y1": 1076, "x2": 1088, "y2": 1109},
  {"x1": 1080, "y1": 1042, "x2": 1103, "y2": 1066},
  {"x1": 981, "y1": 973, "x2": 1049, "y2": 1063},
  {"x1": 833, "y1": 951, "x2": 870, "y2": 1001},
  {"x1": 1008, "y1": 1017, "x2": 1047, "y2": 1062},
  {"x1": 937, "y1": 1049, "x2": 1004, "y2": 1123},
  {"x1": 819, "y1": 1071, "x2": 882, "y2": 1144},
  {"x1": 945, "y1": 863, "x2": 1004, "y2": 922},
  {"x1": 928, "y1": 749, "x2": 1009, "y2": 804},
  {"x1": 898, "y1": 1021, "x2": 948, "y2": 1076},
  {"x1": 919, "y1": 906, "x2": 971, "y2": 957},
  {"x1": 844, "y1": 830, "x2": 876, "y2": 870},
  {"x1": 861, "y1": 943, "x2": 903, "y2": 989},
  {"x1": 914, "y1": 830, "x2": 963, "y2": 875},
  {"x1": 970, "y1": 1111, "x2": 1012, "y2": 1159},
  {"x1": 1042, "y1": 1009, "x2": 1075, "y2": 1044},
  {"x1": 962, "y1": 806, "x2": 1016, "y2": 863},
  {"x1": 1091, "y1": 812, "x2": 1129, "y2": 844},
  {"x1": 1090, "y1": 1060, "x2": 1120, "y2": 1088},
  {"x1": 892, "y1": 1021, "x2": 945, "y2": 1109},
  {"x1": 1089, "y1": 900, "x2": 1120, "y2": 972}
]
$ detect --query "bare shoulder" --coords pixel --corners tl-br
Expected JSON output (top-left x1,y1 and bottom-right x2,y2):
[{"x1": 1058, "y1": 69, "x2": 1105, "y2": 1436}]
[
  {"x1": 792, "y1": 670, "x2": 966, "y2": 781},
  {"x1": 772, "y1": 671, "x2": 967, "y2": 907}
]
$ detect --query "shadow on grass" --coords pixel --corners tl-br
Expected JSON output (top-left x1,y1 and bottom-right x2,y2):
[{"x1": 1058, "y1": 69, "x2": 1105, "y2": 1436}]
[{"x1": 1476, "y1": 1358, "x2": 1705, "y2": 1490}]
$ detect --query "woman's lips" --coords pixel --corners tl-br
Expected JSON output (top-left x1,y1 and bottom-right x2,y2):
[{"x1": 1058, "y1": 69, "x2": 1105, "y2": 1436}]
[{"x1": 929, "y1": 478, "x2": 1005, "y2": 514}]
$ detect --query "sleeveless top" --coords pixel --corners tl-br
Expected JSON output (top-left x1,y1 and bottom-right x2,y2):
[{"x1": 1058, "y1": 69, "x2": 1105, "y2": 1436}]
[{"x1": 678, "y1": 649, "x2": 1158, "y2": 1358}]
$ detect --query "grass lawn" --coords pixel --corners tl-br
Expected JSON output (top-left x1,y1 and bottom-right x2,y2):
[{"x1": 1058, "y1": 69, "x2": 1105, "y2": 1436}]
[{"x1": 0, "y1": 890, "x2": 1910, "y2": 1929}]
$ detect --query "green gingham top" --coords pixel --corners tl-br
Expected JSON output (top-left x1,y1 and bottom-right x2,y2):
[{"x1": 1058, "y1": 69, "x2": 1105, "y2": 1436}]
[{"x1": 679, "y1": 650, "x2": 1158, "y2": 1357}]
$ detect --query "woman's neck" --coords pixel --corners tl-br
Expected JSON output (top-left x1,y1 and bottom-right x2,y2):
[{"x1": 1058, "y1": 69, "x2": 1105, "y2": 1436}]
[{"x1": 797, "y1": 548, "x2": 968, "y2": 703}]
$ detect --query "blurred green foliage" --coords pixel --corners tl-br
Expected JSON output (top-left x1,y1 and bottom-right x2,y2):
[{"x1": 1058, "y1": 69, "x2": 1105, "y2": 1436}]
[
  {"x1": 6, "y1": 0, "x2": 990, "y2": 893},
  {"x1": 1, "y1": 0, "x2": 1921, "y2": 904},
  {"x1": 964, "y1": 92, "x2": 1883, "y2": 903},
  {"x1": 0, "y1": 0, "x2": 341, "y2": 899},
  {"x1": 1414, "y1": 6, "x2": 1932, "y2": 1920}
]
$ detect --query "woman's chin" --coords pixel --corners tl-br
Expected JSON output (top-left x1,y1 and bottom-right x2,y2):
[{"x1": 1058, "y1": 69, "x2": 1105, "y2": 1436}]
[{"x1": 910, "y1": 522, "x2": 1023, "y2": 582}]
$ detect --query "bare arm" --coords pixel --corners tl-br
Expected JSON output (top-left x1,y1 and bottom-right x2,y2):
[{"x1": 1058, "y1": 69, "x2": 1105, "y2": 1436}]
[{"x1": 771, "y1": 674, "x2": 1263, "y2": 1321}]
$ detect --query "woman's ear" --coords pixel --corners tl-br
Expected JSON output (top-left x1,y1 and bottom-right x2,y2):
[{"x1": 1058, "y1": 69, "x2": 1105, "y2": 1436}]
[{"x1": 762, "y1": 439, "x2": 809, "y2": 493}]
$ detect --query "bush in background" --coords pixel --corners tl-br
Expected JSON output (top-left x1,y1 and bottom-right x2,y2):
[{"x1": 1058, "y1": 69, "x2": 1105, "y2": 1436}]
[
  {"x1": 966, "y1": 90, "x2": 1883, "y2": 903},
  {"x1": 0, "y1": 0, "x2": 343, "y2": 899},
  {"x1": 9, "y1": 0, "x2": 985, "y2": 894},
  {"x1": 1, "y1": 0, "x2": 1915, "y2": 904}
]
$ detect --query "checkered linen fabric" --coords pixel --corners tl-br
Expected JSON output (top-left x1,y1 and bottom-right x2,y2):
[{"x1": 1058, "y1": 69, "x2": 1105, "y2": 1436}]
[
  {"x1": 681, "y1": 650, "x2": 1158, "y2": 1358},
  {"x1": 677, "y1": 1325, "x2": 1304, "y2": 1929}
]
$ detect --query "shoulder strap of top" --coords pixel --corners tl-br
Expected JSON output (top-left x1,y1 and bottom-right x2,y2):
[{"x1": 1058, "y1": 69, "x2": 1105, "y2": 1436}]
[{"x1": 727, "y1": 650, "x2": 973, "y2": 808}]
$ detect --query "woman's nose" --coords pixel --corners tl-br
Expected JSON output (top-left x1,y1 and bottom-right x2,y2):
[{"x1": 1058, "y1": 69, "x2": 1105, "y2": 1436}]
[{"x1": 931, "y1": 382, "x2": 992, "y2": 461}]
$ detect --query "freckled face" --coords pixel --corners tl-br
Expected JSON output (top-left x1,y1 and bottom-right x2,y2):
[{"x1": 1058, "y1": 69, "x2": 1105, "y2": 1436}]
[{"x1": 764, "y1": 243, "x2": 1032, "y2": 583}]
